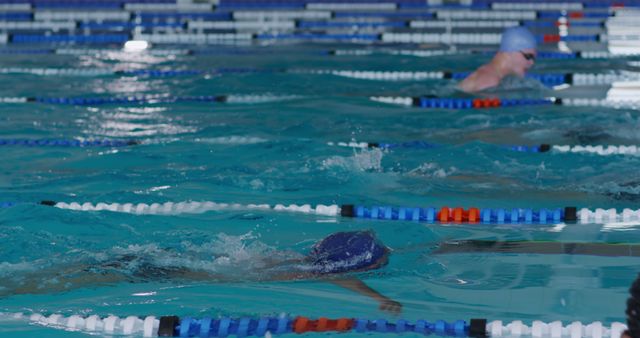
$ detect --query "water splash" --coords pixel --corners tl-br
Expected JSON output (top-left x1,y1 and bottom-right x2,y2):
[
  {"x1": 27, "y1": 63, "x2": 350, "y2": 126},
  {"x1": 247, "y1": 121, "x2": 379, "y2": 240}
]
[
  {"x1": 1, "y1": 232, "x2": 308, "y2": 293},
  {"x1": 195, "y1": 136, "x2": 268, "y2": 145},
  {"x1": 408, "y1": 163, "x2": 457, "y2": 178},
  {"x1": 322, "y1": 148, "x2": 383, "y2": 172}
]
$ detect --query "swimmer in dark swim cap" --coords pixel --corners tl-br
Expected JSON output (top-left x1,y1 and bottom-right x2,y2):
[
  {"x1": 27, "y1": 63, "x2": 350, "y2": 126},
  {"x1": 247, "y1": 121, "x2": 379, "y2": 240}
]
[
  {"x1": 306, "y1": 230, "x2": 390, "y2": 274},
  {"x1": 2, "y1": 231, "x2": 402, "y2": 314},
  {"x1": 300, "y1": 231, "x2": 401, "y2": 314},
  {"x1": 459, "y1": 27, "x2": 537, "y2": 93}
]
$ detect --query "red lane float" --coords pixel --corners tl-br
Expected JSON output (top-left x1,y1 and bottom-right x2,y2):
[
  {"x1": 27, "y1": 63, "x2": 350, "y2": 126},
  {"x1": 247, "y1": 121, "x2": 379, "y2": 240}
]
[
  {"x1": 293, "y1": 317, "x2": 354, "y2": 334},
  {"x1": 437, "y1": 207, "x2": 481, "y2": 223}
]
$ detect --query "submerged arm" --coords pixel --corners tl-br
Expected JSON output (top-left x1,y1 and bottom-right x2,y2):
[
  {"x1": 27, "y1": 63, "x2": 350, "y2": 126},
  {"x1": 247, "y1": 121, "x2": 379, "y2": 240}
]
[
  {"x1": 1, "y1": 263, "x2": 227, "y2": 298},
  {"x1": 1, "y1": 264, "x2": 129, "y2": 297},
  {"x1": 330, "y1": 278, "x2": 402, "y2": 314},
  {"x1": 434, "y1": 240, "x2": 640, "y2": 257}
]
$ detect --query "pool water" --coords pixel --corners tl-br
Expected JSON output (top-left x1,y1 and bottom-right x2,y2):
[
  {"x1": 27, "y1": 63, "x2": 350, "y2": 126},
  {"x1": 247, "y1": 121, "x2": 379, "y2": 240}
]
[{"x1": 0, "y1": 44, "x2": 640, "y2": 337}]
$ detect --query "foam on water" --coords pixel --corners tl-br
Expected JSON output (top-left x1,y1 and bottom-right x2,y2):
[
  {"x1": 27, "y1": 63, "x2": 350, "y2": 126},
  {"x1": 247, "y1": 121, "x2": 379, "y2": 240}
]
[
  {"x1": 1, "y1": 232, "x2": 308, "y2": 292},
  {"x1": 321, "y1": 148, "x2": 384, "y2": 172},
  {"x1": 85, "y1": 121, "x2": 199, "y2": 137},
  {"x1": 99, "y1": 232, "x2": 303, "y2": 276},
  {"x1": 408, "y1": 163, "x2": 457, "y2": 178}
]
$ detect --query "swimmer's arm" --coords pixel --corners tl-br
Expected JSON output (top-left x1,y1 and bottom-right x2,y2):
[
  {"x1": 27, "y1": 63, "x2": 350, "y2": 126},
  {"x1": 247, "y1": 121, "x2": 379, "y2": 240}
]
[
  {"x1": 1, "y1": 265, "x2": 129, "y2": 297},
  {"x1": 329, "y1": 278, "x2": 402, "y2": 315},
  {"x1": 433, "y1": 240, "x2": 640, "y2": 256},
  {"x1": 457, "y1": 75, "x2": 477, "y2": 93}
]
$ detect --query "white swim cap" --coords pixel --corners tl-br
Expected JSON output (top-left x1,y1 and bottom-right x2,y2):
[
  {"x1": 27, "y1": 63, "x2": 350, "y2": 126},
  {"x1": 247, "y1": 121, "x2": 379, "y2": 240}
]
[{"x1": 499, "y1": 27, "x2": 537, "y2": 52}]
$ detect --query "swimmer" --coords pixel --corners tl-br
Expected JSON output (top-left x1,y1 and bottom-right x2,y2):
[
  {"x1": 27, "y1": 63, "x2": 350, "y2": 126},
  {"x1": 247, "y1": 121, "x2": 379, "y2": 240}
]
[
  {"x1": 459, "y1": 27, "x2": 537, "y2": 93},
  {"x1": 1, "y1": 231, "x2": 402, "y2": 314}
]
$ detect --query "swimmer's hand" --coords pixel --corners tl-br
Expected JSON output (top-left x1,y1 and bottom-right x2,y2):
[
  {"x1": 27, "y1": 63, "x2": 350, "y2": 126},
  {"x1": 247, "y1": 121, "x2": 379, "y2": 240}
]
[
  {"x1": 329, "y1": 278, "x2": 402, "y2": 315},
  {"x1": 378, "y1": 297, "x2": 402, "y2": 315}
]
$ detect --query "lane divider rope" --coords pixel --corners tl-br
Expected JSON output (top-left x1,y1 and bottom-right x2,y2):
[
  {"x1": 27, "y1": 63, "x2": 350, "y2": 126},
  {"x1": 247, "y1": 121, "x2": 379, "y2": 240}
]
[
  {"x1": 0, "y1": 138, "x2": 138, "y2": 147},
  {"x1": 2, "y1": 312, "x2": 627, "y2": 338},
  {"x1": 0, "y1": 201, "x2": 636, "y2": 225},
  {"x1": 0, "y1": 94, "x2": 300, "y2": 105},
  {"x1": 327, "y1": 49, "x2": 638, "y2": 59},
  {"x1": 370, "y1": 96, "x2": 556, "y2": 109},
  {"x1": 1, "y1": 67, "x2": 638, "y2": 87},
  {"x1": 342, "y1": 205, "x2": 640, "y2": 224},
  {"x1": 372, "y1": 96, "x2": 640, "y2": 109},
  {"x1": 0, "y1": 48, "x2": 631, "y2": 61},
  {"x1": 42, "y1": 200, "x2": 341, "y2": 216},
  {"x1": 329, "y1": 141, "x2": 640, "y2": 156},
  {"x1": 6, "y1": 95, "x2": 636, "y2": 109},
  {"x1": 514, "y1": 144, "x2": 640, "y2": 156},
  {"x1": 5, "y1": 138, "x2": 636, "y2": 158}
]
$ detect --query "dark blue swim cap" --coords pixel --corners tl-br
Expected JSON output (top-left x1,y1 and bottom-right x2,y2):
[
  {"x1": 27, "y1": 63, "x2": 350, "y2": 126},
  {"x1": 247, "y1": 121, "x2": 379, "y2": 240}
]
[{"x1": 308, "y1": 231, "x2": 388, "y2": 274}]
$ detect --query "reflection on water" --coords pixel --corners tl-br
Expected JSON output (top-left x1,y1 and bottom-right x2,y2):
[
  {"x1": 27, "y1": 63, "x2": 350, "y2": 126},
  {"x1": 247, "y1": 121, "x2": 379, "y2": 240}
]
[
  {"x1": 80, "y1": 106, "x2": 198, "y2": 137},
  {"x1": 77, "y1": 48, "x2": 176, "y2": 69},
  {"x1": 87, "y1": 77, "x2": 160, "y2": 94}
]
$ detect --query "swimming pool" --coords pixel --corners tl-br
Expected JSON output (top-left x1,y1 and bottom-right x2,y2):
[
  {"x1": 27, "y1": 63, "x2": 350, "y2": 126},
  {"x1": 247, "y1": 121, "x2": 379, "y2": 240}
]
[{"x1": 1, "y1": 3, "x2": 640, "y2": 338}]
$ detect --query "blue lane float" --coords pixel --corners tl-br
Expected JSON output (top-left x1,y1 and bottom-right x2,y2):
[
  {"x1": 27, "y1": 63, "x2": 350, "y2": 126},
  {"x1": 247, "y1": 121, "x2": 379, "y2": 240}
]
[
  {"x1": 416, "y1": 97, "x2": 555, "y2": 109},
  {"x1": 116, "y1": 69, "x2": 207, "y2": 77},
  {"x1": 0, "y1": 48, "x2": 54, "y2": 54},
  {"x1": 507, "y1": 144, "x2": 550, "y2": 153},
  {"x1": 371, "y1": 95, "x2": 562, "y2": 109},
  {"x1": 255, "y1": 33, "x2": 380, "y2": 41},
  {"x1": 217, "y1": 3, "x2": 305, "y2": 9},
  {"x1": 340, "y1": 204, "x2": 575, "y2": 224},
  {"x1": 80, "y1": 21, "x2": 185, "y2": 30},
  {"x1": 137, "y1": 12, "x2": 232, "y2": 21},
  {"x1": 333, "y1": 11, "x2": 435, "y2": 18},
  {"x1": 0, "y1": 13, "x2": 32, "y2": 21},
  {"x1": 20, "y1": 94, "x2": 298, "y2": 105},
  {"x1": 297, "y1": 21, "x2": 407, "y2": 28},
  {"x1": 156, "y1": 316, "x2": 471, "y2": 337},
  {"x1": 0, "y1": 138, "x2": 138, "y2": 147},
  {"x1": 523, "y1": 21, "x2": 604, "y2": 28},
  {"x1": 34, "y1": 2, "x2": 122, "y2": 9},
  {"x1": 538, "y1": 11, "x2": 612, "y2": 19},
  {"x1": 31, "y1": 95, "x2": 228, "y2": 105},
  {"x1": 11, "y1": 34, "x2": 130, "y2": 44},
  {"x1": 535, "y1": 51, "x2": 579, "y2": 59},
  {"x1": 372, "y1": 140, "x2": 438, "y2": 150},
  {"x1": 399, "y1": 3, "x2": 488, "y2": 9}
]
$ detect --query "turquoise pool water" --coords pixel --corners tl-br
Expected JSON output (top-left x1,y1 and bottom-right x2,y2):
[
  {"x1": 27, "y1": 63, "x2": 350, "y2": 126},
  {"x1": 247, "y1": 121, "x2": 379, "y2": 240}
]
[{"x1": 0, "y1": 45, "x2": 639, "y2": 337}]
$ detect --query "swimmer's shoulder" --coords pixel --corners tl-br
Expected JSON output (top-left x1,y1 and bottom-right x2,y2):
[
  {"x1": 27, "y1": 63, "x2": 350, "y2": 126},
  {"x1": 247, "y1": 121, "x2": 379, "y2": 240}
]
[{"x1": 458, "y1": 65, "x2": 499, "y2": 93}]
